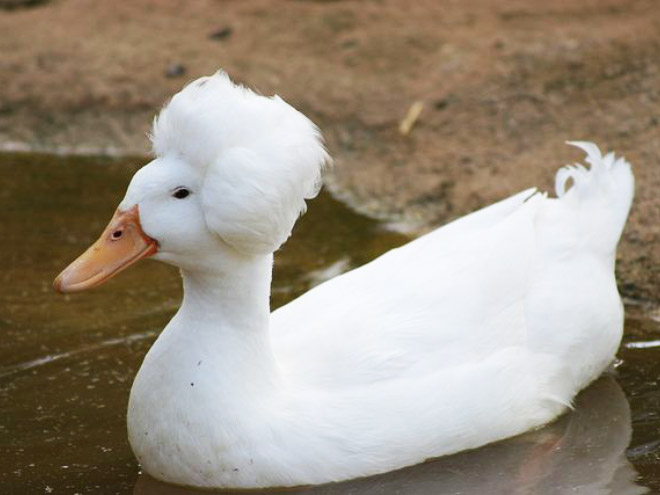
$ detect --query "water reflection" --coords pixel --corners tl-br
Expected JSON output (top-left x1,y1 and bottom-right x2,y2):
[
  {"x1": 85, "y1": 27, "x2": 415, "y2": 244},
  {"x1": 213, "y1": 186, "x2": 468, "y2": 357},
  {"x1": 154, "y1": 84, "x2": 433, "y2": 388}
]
[{"x1": 134, "y1": 377, "x2": 645, "y2": 495}]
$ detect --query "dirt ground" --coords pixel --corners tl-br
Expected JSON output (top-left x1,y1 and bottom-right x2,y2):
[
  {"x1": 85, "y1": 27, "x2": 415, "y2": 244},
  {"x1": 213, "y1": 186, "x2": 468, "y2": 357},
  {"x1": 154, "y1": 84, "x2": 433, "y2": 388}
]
[{"x1": 1, "y1": 0, "x2": 659, "y2": 302}]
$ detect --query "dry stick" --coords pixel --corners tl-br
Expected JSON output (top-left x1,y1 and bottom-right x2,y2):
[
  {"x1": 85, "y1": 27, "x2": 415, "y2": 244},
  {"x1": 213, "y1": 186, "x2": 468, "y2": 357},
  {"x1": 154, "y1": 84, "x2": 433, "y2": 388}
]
[{"x1": 399, "y1": 101, "x2": 424, "y2": 136}]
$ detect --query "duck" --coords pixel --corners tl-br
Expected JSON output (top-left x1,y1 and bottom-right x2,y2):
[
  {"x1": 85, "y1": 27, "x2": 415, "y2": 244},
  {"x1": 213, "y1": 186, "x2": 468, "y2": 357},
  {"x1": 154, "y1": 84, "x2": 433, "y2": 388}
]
[{"x1": 53, "y1": 71, "x2": 634, "y2": 489}]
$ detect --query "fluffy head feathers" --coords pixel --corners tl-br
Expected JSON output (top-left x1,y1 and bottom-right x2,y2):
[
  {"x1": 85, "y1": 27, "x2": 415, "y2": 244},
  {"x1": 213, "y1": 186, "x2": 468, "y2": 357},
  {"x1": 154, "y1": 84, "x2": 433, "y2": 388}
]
[{"x1": 150, "y1": 71, "x2": 329, "y2": 254}]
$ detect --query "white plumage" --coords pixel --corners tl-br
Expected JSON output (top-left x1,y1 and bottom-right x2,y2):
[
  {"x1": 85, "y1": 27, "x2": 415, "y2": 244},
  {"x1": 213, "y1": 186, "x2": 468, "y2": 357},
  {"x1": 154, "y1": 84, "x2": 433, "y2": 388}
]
[
  {"x1": 150, "y1": 72, "x2": 328, "y2": 254},
  {"x1": 109, "y1": 72, "x2": 635, "y2": 488}
]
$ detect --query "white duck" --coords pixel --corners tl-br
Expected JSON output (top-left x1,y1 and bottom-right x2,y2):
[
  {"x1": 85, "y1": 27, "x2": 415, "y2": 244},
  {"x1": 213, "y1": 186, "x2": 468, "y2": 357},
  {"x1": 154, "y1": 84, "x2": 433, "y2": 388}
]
[{"x1": 54, "y1": 71, "x2": 634, "y2": 489}]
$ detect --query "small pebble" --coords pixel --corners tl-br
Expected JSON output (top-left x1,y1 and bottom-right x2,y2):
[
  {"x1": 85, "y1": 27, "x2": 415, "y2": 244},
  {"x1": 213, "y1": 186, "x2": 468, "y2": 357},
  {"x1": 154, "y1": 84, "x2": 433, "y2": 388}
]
[
  {"x1": 209, "y1": 26, "x2": 233, "y2": 41},
  {"x1": 0, "y1": 0, "x2": 48, "y2": 10},
  {"x1": 165, "y1": 63, "x2": 186, "y2": 78}
]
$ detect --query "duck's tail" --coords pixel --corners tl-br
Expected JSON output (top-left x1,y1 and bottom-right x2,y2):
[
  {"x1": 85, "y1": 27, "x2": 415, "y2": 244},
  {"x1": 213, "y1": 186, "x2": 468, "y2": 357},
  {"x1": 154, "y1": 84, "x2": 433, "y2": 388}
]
[{"x1": 553, "y1": 141, "x2": 634, "y2": 256}]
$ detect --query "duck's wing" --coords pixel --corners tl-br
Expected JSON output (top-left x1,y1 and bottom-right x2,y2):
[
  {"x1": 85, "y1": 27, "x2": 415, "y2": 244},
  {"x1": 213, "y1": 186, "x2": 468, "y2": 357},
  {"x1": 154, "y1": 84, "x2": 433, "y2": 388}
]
[{"x1": 271, "y1": 187, "x2": 542, "y2": 387}]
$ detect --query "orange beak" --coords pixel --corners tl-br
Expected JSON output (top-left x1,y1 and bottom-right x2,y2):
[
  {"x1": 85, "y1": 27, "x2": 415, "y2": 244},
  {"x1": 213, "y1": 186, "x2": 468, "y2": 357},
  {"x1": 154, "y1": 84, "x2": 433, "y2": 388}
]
[{"x1": 53, "y1": 205, "x2": 158, "y2": 293}]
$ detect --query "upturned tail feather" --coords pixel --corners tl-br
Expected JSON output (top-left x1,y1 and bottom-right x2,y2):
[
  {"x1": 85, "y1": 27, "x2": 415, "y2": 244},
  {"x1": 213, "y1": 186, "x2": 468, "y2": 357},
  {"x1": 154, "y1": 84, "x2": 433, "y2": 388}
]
[{"x1": 553, "y1": 141, "x2": 634, "y2": 254}]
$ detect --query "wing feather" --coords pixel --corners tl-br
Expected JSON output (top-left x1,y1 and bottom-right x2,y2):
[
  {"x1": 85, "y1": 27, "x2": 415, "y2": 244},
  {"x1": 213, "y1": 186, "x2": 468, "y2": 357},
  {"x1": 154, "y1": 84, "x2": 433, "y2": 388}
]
[{"x1": 272, "y1": 190, "x2": 543, "y2": 388}]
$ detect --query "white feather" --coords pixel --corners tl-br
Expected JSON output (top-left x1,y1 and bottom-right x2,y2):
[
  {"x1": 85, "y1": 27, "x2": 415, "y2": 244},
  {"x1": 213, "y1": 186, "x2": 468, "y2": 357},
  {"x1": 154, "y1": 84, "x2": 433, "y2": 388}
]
[
  {"x1": 151, "y1": 71, "x2": 329, "y2": 254},
  {"x1": 121, "y1": 74, "x2": 635, "y2": 489}
]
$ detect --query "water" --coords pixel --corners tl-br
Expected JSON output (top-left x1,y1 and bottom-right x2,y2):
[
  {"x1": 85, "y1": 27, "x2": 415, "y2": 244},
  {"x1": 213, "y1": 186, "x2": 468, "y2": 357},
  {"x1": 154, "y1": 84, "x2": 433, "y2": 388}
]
[{"x1": 1, "y1": 153, "x2": 659, "y2": 494}]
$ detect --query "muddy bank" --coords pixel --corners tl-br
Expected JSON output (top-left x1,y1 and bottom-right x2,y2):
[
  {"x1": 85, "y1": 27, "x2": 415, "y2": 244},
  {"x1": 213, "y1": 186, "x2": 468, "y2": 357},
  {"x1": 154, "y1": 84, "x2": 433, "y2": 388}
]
[{"x1": 1, "y1": 0, "x2": 658, "y2": 300}]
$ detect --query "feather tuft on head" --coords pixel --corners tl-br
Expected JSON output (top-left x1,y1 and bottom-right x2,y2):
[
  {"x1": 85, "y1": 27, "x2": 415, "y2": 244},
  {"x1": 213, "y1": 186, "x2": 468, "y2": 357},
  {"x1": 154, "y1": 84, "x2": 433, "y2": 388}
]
[{"x1": 150, "y1": 71, "x2": 330, "y2": 254}]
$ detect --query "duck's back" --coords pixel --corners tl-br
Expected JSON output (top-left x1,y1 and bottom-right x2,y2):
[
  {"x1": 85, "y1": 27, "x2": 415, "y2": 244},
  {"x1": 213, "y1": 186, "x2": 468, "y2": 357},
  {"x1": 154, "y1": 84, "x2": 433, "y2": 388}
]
[
  {"x1": 273, "y1": 187, "x2": 534, "y2": 382},
  {"x1": 271, "y1": 143, "x2": 633, "y2": 396}
]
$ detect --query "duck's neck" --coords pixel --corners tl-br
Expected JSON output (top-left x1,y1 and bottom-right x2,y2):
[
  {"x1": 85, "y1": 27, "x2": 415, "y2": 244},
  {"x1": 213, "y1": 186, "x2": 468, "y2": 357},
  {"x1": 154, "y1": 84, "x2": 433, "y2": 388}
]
[
  {"x1": 180, "y1": 253, "x2": 273, "y2": 331},
  {"x1": 174, "y1": 252, "x2": 279, "y2": 393}
]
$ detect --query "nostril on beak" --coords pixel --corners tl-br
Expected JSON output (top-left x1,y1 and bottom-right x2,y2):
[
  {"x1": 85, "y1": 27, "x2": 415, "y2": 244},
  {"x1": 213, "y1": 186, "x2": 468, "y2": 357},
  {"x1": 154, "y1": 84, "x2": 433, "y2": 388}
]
[{"x1": 111, "y1": 229, "x2": 123, "y2": 240}]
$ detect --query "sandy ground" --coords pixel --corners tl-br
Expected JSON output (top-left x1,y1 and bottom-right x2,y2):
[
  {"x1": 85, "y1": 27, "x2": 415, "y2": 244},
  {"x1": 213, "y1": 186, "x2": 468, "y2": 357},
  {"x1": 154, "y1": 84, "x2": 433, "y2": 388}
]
[{"x1": 1, "y1": 0, "x2": 659, "y2": 301}]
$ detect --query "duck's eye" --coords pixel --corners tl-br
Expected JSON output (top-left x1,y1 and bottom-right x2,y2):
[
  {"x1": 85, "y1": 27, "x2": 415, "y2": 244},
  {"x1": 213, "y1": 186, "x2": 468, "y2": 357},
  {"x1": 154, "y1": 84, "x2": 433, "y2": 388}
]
[{"x1": 172, "y1": 187, "x2": 191, "y2": 199}]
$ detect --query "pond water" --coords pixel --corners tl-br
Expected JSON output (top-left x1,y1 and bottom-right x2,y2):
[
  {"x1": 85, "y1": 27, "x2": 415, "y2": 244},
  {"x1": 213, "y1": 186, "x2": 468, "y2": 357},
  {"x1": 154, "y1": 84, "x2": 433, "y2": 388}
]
[{"x1": 1, "y1": 153, "x2": 660, "y2": 494}]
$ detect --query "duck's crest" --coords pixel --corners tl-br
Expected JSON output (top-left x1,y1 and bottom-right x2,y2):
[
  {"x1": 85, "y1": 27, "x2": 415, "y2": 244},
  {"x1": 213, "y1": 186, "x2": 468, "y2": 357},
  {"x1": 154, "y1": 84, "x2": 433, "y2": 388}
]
[{"x1": 151, "y1": 71, "x2": 330, "y2": 254}]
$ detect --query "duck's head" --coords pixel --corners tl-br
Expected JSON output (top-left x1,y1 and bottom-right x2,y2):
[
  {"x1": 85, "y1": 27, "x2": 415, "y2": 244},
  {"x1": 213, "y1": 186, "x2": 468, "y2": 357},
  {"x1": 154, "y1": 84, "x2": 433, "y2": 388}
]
[{"x1": 54, "y1": 72, "x2": 329, "y2": 293}]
